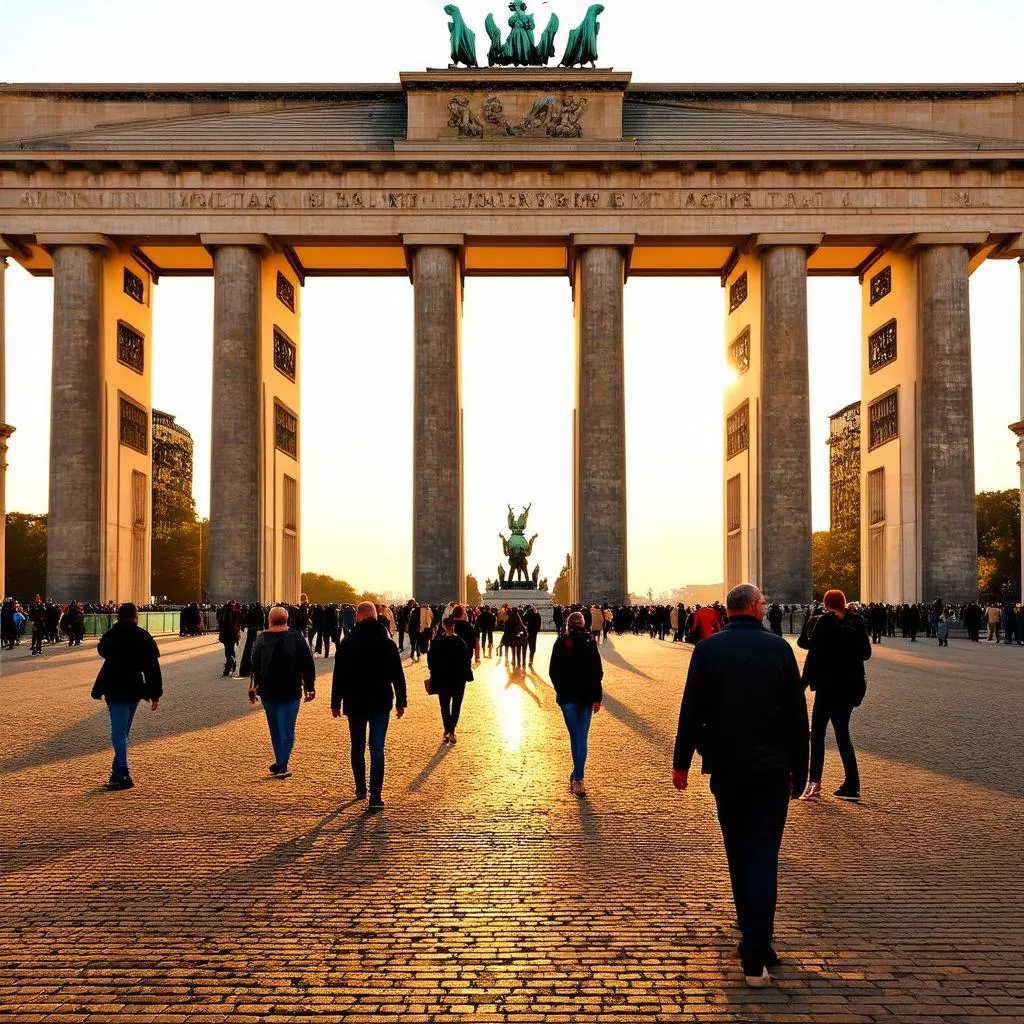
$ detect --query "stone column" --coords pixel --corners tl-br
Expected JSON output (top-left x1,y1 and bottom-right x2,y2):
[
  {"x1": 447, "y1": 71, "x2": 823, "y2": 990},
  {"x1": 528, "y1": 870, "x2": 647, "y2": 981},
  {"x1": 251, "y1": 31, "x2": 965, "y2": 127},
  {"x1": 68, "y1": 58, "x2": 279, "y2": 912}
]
[
  {"x1": 919, "y1": 244, "x2": 977, "y2": 603},
  {"x1": 574, "y1": 243, "x2": 628, "y2": 605},
  {"x1": 760, "y1": 246, "x2": 812, "y2": 603},
  {"x1": 208, "y1": 245, "x2": 262, "y2": 604},
  {"x1": 47, "y1": 246, "x2": 104, "y2": 602},
  {"x1": 0, "y1": 258, "x2": 13, "y2": 598},
  {"x1": 1012, "y1": 258, "x2": 1024, "y2": 596},
  {"x1": 411, "y1": 243, "x2": 463, "y2": 605}
]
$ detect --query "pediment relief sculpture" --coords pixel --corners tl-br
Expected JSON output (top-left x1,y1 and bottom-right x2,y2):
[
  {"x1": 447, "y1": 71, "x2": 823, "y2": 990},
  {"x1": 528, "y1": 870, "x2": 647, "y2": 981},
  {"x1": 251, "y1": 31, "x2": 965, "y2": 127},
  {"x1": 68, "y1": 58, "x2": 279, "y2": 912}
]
[{"x1": 447, "y1": 93, "x2": 588, "y2": 138}]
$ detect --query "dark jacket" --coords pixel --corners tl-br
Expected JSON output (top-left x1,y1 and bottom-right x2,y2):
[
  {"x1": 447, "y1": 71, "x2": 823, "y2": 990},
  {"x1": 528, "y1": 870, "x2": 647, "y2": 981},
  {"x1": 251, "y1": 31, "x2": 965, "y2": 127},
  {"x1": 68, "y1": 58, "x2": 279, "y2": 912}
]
[
  {"x1": 427, "y1": 633, "x2": 474, "y2": 693},
  {"x1": 251, "y1": 629, "x2": 315, "y2": 702},
  {"x1": 673, "y1": 616, "x2": 808, "y2": 794},
  {"x1": 454, "y1": 619, "x2": 477, "y2": 655},
  {"x1": 801, "y1": 610, "x2": 871, "y2": 706},
  {"x1": 523, "y1": 608, "x2": 542, "y2": 637},
  {"x1": 92, "y1": 621, "x2": 163, "y2": 703},
  {"x1": 331, "y1": 618, "x2": 407, "y2": 716},
  {"x1": 548, "y1": 628, "x2": 603, "y2": 706}
]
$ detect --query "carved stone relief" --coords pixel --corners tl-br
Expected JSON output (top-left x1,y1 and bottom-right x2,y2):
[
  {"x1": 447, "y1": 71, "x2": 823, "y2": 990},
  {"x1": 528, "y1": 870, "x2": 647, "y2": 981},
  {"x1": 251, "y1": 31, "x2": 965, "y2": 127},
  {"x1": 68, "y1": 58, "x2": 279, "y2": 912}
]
[{"x1": 447, "y1": 93, "x2": 587, "y2": 138}]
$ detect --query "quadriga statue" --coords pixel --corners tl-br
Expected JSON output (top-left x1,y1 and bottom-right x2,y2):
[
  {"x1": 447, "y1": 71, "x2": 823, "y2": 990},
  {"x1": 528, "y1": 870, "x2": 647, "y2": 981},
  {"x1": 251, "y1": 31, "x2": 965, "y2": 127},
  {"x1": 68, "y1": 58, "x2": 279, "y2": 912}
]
[{"x1": 499, "y1": 504, "x2": 538, "y2": 583}]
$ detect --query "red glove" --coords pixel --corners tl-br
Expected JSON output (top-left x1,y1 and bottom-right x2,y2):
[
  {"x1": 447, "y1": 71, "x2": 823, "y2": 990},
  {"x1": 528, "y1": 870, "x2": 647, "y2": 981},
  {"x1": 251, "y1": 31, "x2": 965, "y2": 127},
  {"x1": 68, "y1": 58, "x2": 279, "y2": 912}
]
[{"x1": 672, "y1": 769, "x2": 688, "y2": 791}]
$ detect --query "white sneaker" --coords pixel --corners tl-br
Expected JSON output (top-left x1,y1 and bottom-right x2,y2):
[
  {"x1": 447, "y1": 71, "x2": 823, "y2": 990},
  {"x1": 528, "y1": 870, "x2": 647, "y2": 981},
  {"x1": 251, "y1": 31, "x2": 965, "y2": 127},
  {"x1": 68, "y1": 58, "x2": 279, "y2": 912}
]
[
  {"x1": 800, "y1": 782, "x2": 822, "y2": 801},
  {"x1": 745, "y1": 968, "x2": 772, "y2": 989}
]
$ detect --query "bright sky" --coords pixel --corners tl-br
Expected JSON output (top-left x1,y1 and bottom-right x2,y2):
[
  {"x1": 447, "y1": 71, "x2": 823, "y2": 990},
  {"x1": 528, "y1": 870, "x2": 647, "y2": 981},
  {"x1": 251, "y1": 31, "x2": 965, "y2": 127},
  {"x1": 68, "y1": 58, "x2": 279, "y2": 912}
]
[{"x1": 2, "y1": 0, "x2": 1023, "y2": 598}]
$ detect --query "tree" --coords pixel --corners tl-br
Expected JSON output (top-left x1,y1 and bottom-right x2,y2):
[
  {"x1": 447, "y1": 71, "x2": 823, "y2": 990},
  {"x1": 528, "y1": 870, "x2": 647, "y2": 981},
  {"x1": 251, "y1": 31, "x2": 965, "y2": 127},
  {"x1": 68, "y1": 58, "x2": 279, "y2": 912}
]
[
  {"x1": 976, "y1": 489, "x2": 1020, "y2": 599},
  {"x1": 300, "y1": 572, "x2": 361, "y2": 605},
  {"x1": 5, "y1": 512, "x2": 47, "y2": 598},
  {"x1": 812, "y1": 529, "x2": 859, "y2": 602},
  {"x1": 465, "y1": 574, "x2": 481, "y2": 606},
  {"x1": 552, "y1": 562, "x2": 570, "y2": 605},
  {"x1": 151, "y1": 518, "x2": 207, "y2": 603}
]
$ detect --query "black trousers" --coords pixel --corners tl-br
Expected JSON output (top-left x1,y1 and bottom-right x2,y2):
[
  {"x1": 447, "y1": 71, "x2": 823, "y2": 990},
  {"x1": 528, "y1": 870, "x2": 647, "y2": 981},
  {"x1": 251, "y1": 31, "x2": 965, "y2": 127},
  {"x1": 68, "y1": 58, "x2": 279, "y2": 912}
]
[
  {"x1": 479, "y1": 626, "x2": 493, "y2": 649},
  {"x1": 809, "y1": 695, "x2": 859, "y2": 790},
  {"x1": 222, "y1": 640, "x2": 236, "y2": 673},
  {"x1": 31, "y1": 623, "x2": 44, "y2": 654},
  {"x1": 713, "y1": 778, "x2": 790, "y2": 976},
  {"x1": 437, "y1": 684, "x2": 466, "y2": 733}
]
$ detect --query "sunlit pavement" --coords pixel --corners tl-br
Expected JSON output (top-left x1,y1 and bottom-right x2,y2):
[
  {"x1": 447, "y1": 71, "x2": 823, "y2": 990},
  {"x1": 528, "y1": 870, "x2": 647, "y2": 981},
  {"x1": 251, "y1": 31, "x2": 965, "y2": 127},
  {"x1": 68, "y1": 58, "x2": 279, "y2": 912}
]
[{"x1": 1, "y1": 631, "x2": 1021, "y2": 1022}]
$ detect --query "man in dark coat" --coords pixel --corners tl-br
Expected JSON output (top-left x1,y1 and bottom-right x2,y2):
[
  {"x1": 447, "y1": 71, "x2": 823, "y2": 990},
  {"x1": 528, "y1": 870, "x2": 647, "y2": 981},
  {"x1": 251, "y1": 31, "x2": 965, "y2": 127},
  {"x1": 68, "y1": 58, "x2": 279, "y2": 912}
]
[
  {"x1": 672, "y1": 582, "x2": 809, "y2": 989},
  {"x1": 331, "y1": 602, "x2": 407, "y2": 811},
  {"x1": 522, "y1": 604, "x2": 542, "y2": 667},
  {"x1": 91, "y1": 603, "x2": 163, "y2": 790}
]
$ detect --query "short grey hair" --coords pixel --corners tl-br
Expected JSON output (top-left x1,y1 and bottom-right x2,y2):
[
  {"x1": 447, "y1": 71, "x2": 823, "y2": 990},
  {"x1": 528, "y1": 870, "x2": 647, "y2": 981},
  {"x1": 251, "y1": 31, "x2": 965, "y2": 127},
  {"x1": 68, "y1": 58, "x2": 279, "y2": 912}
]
[{"x1": 726, "y1": 583, "x2": 763, "y2": 613}]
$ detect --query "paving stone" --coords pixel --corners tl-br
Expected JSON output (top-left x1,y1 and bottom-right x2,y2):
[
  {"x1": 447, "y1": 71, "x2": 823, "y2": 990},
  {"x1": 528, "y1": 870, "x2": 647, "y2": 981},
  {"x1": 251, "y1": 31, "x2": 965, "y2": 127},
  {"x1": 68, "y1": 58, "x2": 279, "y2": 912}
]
[{"x1": 0, "y1": 631, "x2": 1021, "y2": 1022}]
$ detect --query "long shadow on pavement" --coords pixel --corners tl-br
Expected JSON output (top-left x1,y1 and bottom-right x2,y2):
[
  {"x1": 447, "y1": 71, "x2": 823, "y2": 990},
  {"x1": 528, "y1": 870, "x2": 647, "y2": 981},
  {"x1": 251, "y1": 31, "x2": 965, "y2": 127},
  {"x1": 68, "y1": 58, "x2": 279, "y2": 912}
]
[
  {"x1": 599, "y1": 638, "x2": 653, "y2": 679},
  {"x1": 598, "y1": 691, "x2": 673, "y2": 752},
  {"x1": 407, "y1": 742, "x2": 450, "y2": 792}
]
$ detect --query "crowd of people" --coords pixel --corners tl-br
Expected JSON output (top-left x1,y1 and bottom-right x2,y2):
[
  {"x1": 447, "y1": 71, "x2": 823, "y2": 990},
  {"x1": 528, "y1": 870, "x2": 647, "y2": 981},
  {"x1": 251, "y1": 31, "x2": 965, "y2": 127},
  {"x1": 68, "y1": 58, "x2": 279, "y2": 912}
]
[{"x1": 89, "y1": 578, "x2": 882, "y2": 989}]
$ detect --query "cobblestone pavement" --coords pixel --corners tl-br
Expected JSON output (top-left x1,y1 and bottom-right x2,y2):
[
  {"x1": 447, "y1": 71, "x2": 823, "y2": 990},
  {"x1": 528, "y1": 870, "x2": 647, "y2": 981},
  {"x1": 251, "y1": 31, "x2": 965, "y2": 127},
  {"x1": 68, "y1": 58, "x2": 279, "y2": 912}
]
[{"x1": 1, "y1": 630, "x2": 1021, "y2": 1023}]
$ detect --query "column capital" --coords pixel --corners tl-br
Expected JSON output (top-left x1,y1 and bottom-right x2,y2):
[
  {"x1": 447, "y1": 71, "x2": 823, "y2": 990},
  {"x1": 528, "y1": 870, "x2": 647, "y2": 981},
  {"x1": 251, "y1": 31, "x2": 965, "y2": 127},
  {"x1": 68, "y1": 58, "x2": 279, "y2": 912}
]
[
  {"x1": 569, "y1": 233, "x2": 635, "y2": 281},
  {"x1": 402, "y1": 234, "x2": 465, "y2": 281},
  {"x1": 754, "y1": 233, "x2": 823, "y2": 253},
  {"x1": 200, "y1": 233, "x2": 272, "y2": 254},
  {"x1": 905, "y1": 232, "x2": 989, "y2": 249},
  {"x1": 35, "y1": 233, "x2": 116, "y2": 252}
]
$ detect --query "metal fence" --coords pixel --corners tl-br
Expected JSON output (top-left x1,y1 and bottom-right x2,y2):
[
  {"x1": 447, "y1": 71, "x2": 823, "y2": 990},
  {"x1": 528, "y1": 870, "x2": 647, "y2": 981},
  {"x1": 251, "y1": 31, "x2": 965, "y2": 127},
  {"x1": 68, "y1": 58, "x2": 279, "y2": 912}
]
[{"x1": 82, "y1": 611, "x2": 182, "y2": 638}]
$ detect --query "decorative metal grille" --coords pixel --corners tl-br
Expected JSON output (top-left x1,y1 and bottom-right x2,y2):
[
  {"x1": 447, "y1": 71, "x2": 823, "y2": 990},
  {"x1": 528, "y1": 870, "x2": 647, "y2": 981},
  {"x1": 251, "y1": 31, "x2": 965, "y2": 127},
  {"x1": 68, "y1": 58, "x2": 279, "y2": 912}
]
[
  {"x1": 827, "y1": 402, "x2": 861, "y2": 536},
  {"x1": 726, "y1": 403, "x2": 749, "y2": 460},
  {"x1": 123, "y1": 267, "x2": 145, "y2": 303},
  {"x1": 868, "y1": 319, "x2": 897, "y2": 373},
  {"x1": 726, "y1": 474, "x2": 742, "y2": 533},
  {"x1": 867, "y1": 467, "x2": 885, "y2": 526},
  {"x1": 728, "y1": 327, "x2": 751, "y2": 375},
  {"x1": 868, "y1": 391, "x2": 899, "y2": 450},
  {"x1": 117, "y1": 321, "x2": 145, "y2": 374},
  {"x1": 119, "y1": 397, "x2": 148, "y2": 454},
  {"x1": 276, "y1": 271, "x2": 295, "y2": 312},
  {"x1": 273, "y1": 327, "x2": 296, "y2": 382},
  {"x1": 869, "y1": 265, "x2": 891, "y2": 305},
  {"x1": 275, "y1": 402, "x2": 298, "y2": 459},
  {"x1": 729, "y1": 272, "x2": 748, "y2": 313}
]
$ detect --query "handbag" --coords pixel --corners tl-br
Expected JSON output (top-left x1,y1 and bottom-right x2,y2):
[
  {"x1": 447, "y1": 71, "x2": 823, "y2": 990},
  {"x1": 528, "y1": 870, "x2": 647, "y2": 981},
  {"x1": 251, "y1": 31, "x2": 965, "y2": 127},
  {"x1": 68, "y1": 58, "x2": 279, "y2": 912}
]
[{"x1": 423, "y1": 677, "x2": 433, "y2": 695}]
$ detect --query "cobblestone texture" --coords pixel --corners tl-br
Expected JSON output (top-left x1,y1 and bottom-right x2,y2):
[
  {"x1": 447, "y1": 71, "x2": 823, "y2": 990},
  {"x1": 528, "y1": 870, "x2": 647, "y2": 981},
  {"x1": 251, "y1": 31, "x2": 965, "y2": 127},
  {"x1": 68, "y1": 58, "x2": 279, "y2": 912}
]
[{"x1": 1, "y1": 632, "x2": 1021, "y2": 1022}]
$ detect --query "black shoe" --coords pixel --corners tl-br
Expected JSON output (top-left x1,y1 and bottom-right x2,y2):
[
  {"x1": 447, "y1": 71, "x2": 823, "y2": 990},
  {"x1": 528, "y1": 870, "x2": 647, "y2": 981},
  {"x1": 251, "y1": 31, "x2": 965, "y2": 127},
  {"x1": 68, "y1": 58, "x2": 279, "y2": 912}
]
[
  {"x1": 104, "y1": 775, "x2": 134, "y2": 791},
  {"x1": 833, "y1": 786, "x2": 860, "y2": 801},
  {"x1": 269, "y1": 763, "x2": 280, "y2": 775},
  {"x1": 367, "y1": 796, "x2": 385, "y2": 812},
  {"x1": 355, "y1": 788, "x2": 367, "y2": 800}
]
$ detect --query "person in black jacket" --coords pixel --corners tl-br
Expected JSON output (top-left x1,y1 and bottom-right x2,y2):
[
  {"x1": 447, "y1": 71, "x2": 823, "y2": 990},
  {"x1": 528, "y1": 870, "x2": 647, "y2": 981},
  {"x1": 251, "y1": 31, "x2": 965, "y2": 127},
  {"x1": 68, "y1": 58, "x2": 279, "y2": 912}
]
[
  {"x1": 91, "y1": 603, "x2": 163, "y2": 791},
  {"x1": 800, "y1": 589, "x2": 870, "y2": 802},
  {"x1": 331, "y1": 602, "x2": 408, "y2": 811},
  {"x1": 523, "y1": 605, "x2": 542, "y2": 667},
  {"x1": 672, "y1": 583, "x2": 809, "y2": 989},
  {"x1": 249, "y1": 606, "x2": 316, "y2": 779},
  {"x1": 548, "y1": 611, "x2": 603, "y2": 797},
  {"x1": 238, "y1": 602, "x2": 267, "y2": 679},
  {"x1": 427, "y1": 614, "x2": 474, "y2": 743}
]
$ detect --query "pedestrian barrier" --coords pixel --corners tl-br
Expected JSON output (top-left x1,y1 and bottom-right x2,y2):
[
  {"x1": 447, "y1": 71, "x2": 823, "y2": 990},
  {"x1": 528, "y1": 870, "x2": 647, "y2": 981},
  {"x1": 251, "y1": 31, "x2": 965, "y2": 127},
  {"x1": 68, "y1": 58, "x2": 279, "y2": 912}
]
[{"x1": 82, "y1": 611, "x2": 182, "y2": 637}]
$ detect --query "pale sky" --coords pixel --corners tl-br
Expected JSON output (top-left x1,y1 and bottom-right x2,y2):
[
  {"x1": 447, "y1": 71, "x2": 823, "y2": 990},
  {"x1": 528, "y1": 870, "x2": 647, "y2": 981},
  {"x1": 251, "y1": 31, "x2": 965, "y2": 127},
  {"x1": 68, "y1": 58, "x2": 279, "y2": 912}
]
[{"x1": 2, "y1": 0, "x2": 1023, "y2": 597}]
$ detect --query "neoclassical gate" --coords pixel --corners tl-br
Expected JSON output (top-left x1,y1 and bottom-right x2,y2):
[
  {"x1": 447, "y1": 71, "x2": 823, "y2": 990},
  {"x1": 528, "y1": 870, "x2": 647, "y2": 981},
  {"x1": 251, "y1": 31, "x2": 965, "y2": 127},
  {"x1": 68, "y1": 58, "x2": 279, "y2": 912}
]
[{"x1": 2, "y1": 71, "x2": 1023, "y2": 605}]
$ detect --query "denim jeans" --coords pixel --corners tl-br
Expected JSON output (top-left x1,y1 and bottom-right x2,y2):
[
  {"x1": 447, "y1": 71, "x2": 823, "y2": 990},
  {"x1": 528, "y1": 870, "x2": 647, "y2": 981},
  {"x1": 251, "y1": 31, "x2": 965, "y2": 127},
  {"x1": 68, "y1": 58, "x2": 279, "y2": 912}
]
[
  {"x1": 262, "y1": 698, "x2": 301, "y2": 772},
  {"x1": 108, "y1": 700, "x2": 139, "y2": 778},
  {"x1": 560, "y1": 701, "x2": 593, "y2": 781},
  {"x1": 809, "y1": 695, "x2": 859, "y2": 790},
  {"x1": 347, "y1": 711, "x2": 390, "y2": 798},
  {"x1": 713, "y1": 777, "x2": 790, "y2": 975},
  {"x1": 437, "y1": 685, "x2": 465, "y2": 733}
]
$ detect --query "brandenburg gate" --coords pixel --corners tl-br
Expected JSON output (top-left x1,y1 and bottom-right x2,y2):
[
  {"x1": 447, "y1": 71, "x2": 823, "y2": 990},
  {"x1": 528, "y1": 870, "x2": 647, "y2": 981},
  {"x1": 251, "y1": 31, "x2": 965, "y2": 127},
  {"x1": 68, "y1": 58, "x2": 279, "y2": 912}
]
[{"x1": 2, "y1": 67, "x2": 1023, "y2": 606}]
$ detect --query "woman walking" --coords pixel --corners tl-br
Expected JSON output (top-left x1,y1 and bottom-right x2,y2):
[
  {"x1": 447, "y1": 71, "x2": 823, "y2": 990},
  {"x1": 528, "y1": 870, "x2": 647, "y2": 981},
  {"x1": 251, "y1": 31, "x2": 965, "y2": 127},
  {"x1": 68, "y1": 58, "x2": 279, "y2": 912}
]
[
  {"x1": 427, "y1": 614, "x2": 474, "y2": 744},
  {"x1": 549, "y1": 610, "x2": 603, "y2": 797},
  {"x1": 800, "y1": 589, "x2": 871, "y2": 802}
]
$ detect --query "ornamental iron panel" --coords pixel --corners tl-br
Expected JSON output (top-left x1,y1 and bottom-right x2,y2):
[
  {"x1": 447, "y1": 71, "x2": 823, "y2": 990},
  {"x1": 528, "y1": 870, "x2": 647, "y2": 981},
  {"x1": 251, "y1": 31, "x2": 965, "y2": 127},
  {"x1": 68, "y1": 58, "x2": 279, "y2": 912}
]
[
  {"x1": 119, "y1": 396, "x2": 148, "y2": 455},
  {"x1": 827, "y1": 402, "x2": 861, "y2": 537},
  {"x1": 273, "y1": 326, "x2": 296, "y2": 382},
  {"x1": 123, "y1": 266, "x2": 145, "y2": 303},
  {"x1": 275, "y1": 401, "x2": 298, "y2": 459},
  {"x1": 726, "y1": 403, "x2": 749, "y2": 460},
  {"x1": 868, "y1": 319, "x2": 897, "y2": 373},
  {"x1": 729, "y1": 271, "x2": 748, "y2": 313},
  {"x1": 276, "y1": 271, "x2": 295, "y2": 312},
  {"x1": 117, "y1": 321, "x2": 145, "y2": 374},
  {"x1": 869, "y1": 264, "x2": 891, "y2": 305},
  {"x1": 868, "y1": 390, "x2": 899, "y2": 450},
  {"x1": 728, "y1": 326, "x2": 751, "y2": 375}
]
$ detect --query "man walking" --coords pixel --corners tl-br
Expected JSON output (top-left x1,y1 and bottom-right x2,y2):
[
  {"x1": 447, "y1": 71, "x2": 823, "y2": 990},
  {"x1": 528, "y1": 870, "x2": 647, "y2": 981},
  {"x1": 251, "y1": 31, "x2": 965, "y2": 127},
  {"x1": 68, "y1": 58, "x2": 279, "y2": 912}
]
[
  {"x1": 672, "y1": 582, "x2": 809, "y2": 988},
  {"x1": 91, "y1": 603, "x2": 163, "y2": 791},
  {"x1": 249, "y1": 605, "x2": 316, "y2": 779},
  {"x1": 331, "y1": 601, "x2": 407, "y2": 811}
]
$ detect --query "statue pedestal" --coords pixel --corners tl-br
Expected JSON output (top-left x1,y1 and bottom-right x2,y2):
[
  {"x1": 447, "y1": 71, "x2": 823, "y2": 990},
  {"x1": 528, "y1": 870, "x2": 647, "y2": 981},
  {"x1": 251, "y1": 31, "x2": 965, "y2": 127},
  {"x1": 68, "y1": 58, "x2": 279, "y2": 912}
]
[{"x1": 481, "y1": 588, "x2": 556, "y2": 631}]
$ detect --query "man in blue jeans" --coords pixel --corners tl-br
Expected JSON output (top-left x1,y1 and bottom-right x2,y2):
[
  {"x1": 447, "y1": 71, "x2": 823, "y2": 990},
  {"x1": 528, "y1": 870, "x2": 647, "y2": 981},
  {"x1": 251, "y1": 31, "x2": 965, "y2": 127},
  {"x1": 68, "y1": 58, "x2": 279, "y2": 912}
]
[
  {"x1": 91, "y1": 603, "x2": 163, "y2": 790},
  {"x1": 331, "y1": 601, "x2": 407, "y2": 812},
  {"x1": 672, "y1": 583, "x2": 809, "y2": 989}
]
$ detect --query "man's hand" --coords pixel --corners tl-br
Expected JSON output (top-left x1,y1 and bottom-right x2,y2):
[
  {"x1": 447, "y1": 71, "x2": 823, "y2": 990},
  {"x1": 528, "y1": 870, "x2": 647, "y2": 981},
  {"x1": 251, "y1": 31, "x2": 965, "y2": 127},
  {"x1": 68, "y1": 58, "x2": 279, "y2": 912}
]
[
  {"x1": 150, "y1": 700, "x2": 159, "y2": 711},
  {"x1": 303, "y1": 690, "x2": 316, "y2": 703},
  {"x1": 672, "y1": 769, "x2": 688, "y2": 791},
  {"x1": 396, "y1": 706, "x2": 406, "y2": 720},
  {"x1": 331, "y1": 707, "x2": 341, "y2": 719},
  {"x1": 592, "y1": 702, "x2": 601, "y2": 714}
]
